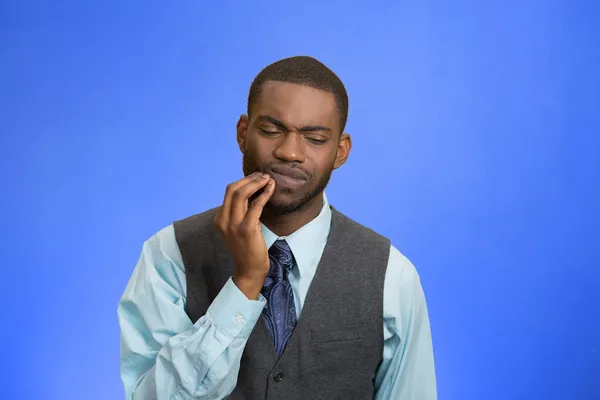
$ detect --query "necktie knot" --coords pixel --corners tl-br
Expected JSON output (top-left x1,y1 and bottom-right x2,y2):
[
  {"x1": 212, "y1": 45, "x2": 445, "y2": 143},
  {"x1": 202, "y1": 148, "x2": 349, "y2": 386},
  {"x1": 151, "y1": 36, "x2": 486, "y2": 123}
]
[{"x1": 268, "y1": 240, "x2": 294, "y2": 277}]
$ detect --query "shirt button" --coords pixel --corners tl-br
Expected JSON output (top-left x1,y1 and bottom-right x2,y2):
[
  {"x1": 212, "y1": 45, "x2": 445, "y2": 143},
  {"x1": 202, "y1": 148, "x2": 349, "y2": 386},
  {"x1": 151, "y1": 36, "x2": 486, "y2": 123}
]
[
  {"x1": 235, "y1": 315, "x2": 243, "y2": 324},
  {"x1": 274, "y1": 372, "x2": 284, "y2": 382}
]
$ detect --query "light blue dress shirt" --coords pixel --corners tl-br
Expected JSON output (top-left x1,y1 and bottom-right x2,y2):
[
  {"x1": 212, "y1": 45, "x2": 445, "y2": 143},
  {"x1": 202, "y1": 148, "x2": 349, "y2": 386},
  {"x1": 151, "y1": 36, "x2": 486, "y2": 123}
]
[{"x1": 118, "y1": 194, "x2": 437, "y2": 399}]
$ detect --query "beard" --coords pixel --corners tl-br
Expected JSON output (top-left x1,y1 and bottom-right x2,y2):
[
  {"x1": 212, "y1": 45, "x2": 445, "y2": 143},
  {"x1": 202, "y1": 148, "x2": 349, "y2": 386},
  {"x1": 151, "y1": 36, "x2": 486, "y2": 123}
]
[{"x1": 242, "y1": 152, "x2": 334, "y2": 216}]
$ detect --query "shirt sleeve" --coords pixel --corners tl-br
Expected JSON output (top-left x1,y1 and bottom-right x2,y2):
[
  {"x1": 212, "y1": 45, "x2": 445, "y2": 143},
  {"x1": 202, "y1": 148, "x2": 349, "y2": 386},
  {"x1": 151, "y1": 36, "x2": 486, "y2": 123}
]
[
  {"x1": 374, "y1": 245, "x2": 438, "y2": 400},
  {"x1": 118, "y1": 225, "x2": 266, "y2": 400}
]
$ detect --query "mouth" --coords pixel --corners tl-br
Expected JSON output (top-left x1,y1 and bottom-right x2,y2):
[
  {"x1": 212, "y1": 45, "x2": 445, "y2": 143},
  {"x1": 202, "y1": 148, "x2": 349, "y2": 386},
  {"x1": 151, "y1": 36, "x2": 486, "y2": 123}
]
[{"x1": 269, "y1": 166, "x2": 308, "y2": 190}]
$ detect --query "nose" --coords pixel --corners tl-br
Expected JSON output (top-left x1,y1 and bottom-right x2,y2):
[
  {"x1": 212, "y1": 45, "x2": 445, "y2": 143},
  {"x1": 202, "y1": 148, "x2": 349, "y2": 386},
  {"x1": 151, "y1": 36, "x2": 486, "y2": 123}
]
[{"x1": 273, "y1": 133, "x2": 305, "y2": 163}]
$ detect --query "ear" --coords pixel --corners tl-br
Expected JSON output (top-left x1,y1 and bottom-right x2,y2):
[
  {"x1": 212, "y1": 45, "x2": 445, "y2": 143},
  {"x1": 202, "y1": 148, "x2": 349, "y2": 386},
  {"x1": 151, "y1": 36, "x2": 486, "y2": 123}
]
[
  {"x1": 333, "y1": 133, "x2": 352, "y2": 170},
  {"x1": 236, "y1": 114, "x2": 249, "y2": 153}
]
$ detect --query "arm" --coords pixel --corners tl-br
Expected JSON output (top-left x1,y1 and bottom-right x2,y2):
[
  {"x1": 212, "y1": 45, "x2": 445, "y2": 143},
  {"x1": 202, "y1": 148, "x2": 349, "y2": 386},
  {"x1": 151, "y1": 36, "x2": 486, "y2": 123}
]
[
  {"x1": 118, "y1": 226, "x2": 266, "y2": 400},
  {"x1": 374, "y1": 245, "x2": 438, "y2": 400}
]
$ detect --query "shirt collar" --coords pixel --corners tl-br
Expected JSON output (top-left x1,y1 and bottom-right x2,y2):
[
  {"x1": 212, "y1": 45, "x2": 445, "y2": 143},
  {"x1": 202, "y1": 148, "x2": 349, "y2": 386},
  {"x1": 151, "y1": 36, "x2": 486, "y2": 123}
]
[{"x1": 261, "y1": 192, "x2": 332, "y2": 277}]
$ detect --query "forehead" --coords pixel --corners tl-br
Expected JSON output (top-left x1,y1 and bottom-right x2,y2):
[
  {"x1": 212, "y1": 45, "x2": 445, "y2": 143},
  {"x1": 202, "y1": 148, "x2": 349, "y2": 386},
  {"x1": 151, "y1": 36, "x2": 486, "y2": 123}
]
[{"x1": 252, "y1": 81, "x2": 338, "y2": 128}]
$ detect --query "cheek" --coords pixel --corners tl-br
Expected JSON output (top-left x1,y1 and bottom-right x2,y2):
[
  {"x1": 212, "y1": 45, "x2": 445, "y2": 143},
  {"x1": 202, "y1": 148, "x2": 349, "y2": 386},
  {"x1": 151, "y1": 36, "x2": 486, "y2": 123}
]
[
  {"x1": 248, "y1": 135, "x2": 272, "y2": 157},
  {"x1": 313, "y1": 149, "x2": 338, "y2": 172},
  {"x1": 244, "y1": 138, "x2": 263, "y2": 158},
  {"x1": 245, "y1": 149, "x2": 273, "y2": 173}
]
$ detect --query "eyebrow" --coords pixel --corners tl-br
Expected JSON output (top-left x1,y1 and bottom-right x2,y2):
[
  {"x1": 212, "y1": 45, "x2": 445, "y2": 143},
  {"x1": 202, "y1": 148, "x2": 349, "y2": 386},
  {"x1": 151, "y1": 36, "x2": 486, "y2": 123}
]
[{"x1": 258, "y1": 115, "x2": 331, "y2": 133}]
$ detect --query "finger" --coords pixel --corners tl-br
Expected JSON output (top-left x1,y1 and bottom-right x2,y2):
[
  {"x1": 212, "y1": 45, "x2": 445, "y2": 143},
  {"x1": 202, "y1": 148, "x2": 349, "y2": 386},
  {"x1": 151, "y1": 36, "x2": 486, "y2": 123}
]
[
  {"x1": 221, "y1": 173, "x2": 262, "y2": 227},
  {"x1": 230, "y1": 174, "x2": 271, "y2": 224},
  {"x1": 231, "y1": 174, "x2": 271, "y2": 224},
  {"x1": 245, "y1": 177, "x2": 276, "y2": 223}
]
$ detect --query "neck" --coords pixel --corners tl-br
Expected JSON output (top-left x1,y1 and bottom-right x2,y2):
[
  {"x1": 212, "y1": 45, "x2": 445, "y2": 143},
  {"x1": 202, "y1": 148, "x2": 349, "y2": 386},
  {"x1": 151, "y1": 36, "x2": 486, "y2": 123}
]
[{"x1": 260, "y1": 193, "x2": 324, "y2": 237}]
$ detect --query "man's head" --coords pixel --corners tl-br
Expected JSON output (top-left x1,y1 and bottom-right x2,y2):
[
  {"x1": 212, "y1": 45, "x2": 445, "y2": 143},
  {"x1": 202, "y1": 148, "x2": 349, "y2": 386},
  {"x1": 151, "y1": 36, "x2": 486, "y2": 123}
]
[{"x1": 237, "y1": 56, "x2": 352, "y2": 215}]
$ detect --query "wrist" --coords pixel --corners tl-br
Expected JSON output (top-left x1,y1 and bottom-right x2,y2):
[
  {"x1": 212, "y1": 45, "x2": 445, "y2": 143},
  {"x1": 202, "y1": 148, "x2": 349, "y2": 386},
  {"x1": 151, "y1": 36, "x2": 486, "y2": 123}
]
[{"x1": 232, "y1": 274, "x2": 266, "y2": 300}]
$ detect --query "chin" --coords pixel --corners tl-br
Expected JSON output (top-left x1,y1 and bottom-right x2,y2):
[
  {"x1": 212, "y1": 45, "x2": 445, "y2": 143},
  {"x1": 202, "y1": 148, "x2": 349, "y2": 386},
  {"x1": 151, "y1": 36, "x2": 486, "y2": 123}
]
[
  {"x1": 274, "y1": 185, "x2": 307, "y2": 199},
  {"x1": 267, "y1": 192, "x2": 297, "y2": 209},
  {"x1": 265, "y1": 189, "x2": 317, "y2": 216}
]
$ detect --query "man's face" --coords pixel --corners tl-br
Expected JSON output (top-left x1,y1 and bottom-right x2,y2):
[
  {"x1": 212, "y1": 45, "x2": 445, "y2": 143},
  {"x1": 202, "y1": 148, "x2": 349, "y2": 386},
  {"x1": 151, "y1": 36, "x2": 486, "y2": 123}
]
[{"x1": 237, "y1": 81, "x2": 350, "y2": 215}]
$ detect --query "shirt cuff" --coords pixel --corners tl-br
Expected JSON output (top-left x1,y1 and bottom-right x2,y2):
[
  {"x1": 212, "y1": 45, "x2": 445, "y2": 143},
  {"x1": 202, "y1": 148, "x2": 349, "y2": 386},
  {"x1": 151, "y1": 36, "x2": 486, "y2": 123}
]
[{"x1": 206, "y1": 277, "x2": 266, "y2": 339}]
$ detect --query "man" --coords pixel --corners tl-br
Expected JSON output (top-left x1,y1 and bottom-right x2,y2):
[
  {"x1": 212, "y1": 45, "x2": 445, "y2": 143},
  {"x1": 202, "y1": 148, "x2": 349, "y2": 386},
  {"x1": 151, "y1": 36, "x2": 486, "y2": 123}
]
[{"x1": 118, "y1": 56, "x2": 437, "y2": 399}]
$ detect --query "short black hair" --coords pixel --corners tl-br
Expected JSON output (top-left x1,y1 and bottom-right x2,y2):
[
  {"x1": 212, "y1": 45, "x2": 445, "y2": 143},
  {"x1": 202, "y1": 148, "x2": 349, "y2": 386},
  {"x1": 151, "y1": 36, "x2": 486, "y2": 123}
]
[{"x1": 247, "y1": 56, "x2": 349, "y2": 133}]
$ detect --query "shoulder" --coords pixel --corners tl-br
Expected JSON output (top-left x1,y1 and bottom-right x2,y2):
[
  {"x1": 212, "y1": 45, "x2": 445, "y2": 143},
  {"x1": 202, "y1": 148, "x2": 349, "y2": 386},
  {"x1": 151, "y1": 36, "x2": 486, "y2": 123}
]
[
  {"x1": 173, "y1": 206, "x2": 220, "y2": 230},
  {"x1": 329, "y1": 207, "x2": 416, "y2": 278},
  {"x1": 120, "y1": 224, "x2": 186, "y2": 298},
  {"x1": 330, "y1": 206, "x2": 391, "y2": 246},
  {"x1": 138, "y1": 206, "x2": 220, "y2": 273},
  {"x1": 139, "y1": 224, "x2": 182, "y2": 269},
  {"x1": 172, "y1": 206, "x2": 221, "y2": 245},
  {"x1": 386, "y1": 244, "x2": 421, "y2": 290}
]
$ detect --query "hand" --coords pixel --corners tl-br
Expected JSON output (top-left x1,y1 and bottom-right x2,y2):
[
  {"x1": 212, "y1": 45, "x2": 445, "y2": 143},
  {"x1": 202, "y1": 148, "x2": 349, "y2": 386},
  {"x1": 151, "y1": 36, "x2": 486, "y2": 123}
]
[{"x1": 213, "y1": 172, "x2": 276, "y2": 299}]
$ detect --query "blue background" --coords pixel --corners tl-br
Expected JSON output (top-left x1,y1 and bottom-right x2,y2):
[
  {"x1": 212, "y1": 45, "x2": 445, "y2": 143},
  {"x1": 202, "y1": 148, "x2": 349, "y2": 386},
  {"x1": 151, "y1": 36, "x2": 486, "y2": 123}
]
[{"x1": 1, "y1": 1, "x2": 598, "y2": 399}]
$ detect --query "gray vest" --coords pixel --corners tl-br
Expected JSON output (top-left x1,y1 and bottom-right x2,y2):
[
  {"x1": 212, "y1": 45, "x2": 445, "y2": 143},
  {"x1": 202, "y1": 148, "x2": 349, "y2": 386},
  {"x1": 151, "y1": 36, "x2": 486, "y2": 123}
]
[{"x1": 173, "y1": 205, "x2": 391, "y2": 400}]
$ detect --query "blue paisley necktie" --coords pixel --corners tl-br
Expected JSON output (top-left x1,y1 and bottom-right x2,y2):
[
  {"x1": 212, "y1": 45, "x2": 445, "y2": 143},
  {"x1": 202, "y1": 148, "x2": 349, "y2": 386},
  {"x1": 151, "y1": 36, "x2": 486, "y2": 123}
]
[{"x1": 261, "y1": 239, "x2": 297, "y2": 358}]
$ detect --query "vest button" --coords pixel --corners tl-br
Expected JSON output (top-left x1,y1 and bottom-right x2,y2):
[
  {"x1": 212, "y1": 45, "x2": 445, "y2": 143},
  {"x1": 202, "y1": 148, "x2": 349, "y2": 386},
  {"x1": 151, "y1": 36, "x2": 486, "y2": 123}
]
[{"x1": 274, "y1": 372, "x2": 284, "y2": 382}]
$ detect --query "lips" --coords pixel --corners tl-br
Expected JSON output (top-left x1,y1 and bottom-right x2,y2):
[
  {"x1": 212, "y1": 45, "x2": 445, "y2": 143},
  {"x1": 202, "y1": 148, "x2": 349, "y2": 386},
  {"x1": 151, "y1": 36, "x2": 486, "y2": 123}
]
[
  {"x1": 269, "y1": 165, "x2": 308, "y2": 189},
  {"x1": 270, "y1": 165, "x2": 308, "y2": 180}
]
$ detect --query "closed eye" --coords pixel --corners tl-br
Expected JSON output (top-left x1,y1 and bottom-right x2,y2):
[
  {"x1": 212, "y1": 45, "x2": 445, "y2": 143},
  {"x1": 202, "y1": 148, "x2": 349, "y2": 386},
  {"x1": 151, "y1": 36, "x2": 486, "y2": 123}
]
[
  {"x1": 307, "y1": 137, "x2": 327, "y2": 145},
  {"x1": 260, "y1": 128, "x2": 281, "y2": 136}
]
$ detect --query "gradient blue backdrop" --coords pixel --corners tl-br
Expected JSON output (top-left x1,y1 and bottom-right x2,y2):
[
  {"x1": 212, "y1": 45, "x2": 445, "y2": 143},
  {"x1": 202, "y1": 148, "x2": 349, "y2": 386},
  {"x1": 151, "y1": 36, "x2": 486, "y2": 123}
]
[{"x1": 1, "y1": 1, "x2": 598, "y2": 399}]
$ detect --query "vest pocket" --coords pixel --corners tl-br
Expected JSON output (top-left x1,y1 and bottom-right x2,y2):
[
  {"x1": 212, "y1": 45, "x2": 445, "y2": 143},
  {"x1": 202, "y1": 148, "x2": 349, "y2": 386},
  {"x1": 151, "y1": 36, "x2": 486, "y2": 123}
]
[
  {"x1": 309, "y1": 325, "x2": 368, "y2": 344},
  {"x1": 306, "y1": 325, "x2": 376, "y2": 398}
]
